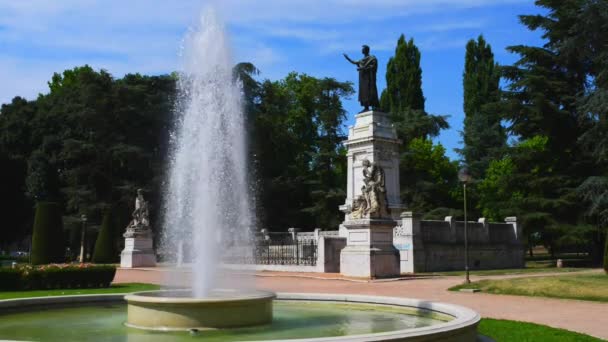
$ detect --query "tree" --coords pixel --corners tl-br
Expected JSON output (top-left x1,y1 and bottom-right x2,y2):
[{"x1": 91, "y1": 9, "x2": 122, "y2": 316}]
[
  {"x1": 496, "y1": 1, "x2": 601, "y2": 255},
  {"x1": 381, "y1": 35, "x2": 425, "y2": 113},
  {"x1": 380, "y1": 35, "x2": 448, "y2": 145},
  {"x1": 401, "y1": 138, "x2": 459, "y2": 213},
  {"x1": 380, "y1": 35, "x2": 451, "y2": 212},
  {"x1": 460, "y1": 35, "x2": 505, "y2": 178},
  {"x1": 92, "y1": 208, "x2": 117, "y2": 263},
  {"x1": 30, "y1": 202, "x2": 64, "y2": 264},
  {"x1": 252, "y1": 73, "x2": 353, "y2": 230}
]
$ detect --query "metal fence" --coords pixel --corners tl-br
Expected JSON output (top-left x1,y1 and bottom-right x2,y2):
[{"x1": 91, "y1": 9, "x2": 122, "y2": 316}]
[{"x1": 253, "y1": 239, "x2": 318, "y2": 266}]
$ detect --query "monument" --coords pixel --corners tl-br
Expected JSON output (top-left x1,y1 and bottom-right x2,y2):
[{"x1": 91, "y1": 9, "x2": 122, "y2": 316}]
[
  {"x1": 120, "y1": 189, "x2": 156, "y2": 268},
  {"x1": 340, "y1": 45, "x2": 403, "y2": 278}
]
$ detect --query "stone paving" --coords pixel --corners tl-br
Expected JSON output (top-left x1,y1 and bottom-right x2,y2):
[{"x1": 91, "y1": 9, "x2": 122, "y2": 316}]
[{"x1": 114, "y1": 268, "x2": 608, "y2": 339}]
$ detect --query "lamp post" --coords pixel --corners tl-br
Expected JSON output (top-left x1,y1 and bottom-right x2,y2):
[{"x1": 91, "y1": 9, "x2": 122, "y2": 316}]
[
  {"x1": 458, "y1": 167, "x2": 472, "y2": 284},
  {"x1": 79, "y1": 214, "x2": 87, "y2": 263}
]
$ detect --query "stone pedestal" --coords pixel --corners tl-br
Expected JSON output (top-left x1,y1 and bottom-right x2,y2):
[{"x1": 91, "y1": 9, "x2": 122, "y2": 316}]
[
  {"x1": 120, "y1": 229, "x2": 156, "y2": 268},
  {"x1": 338, "y1": 110, "x2": 404, "y2": 278},
  {"x1": 340, "y1": 219, "x2": 400, "y2": 278},
  {"x1": 339, "y1": 110, "x2": 406, "y2": 220}
]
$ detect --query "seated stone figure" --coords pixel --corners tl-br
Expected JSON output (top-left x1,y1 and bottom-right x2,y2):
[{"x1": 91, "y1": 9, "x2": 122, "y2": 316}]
[{"x1": 350, "y1": 159, "x2": 390, "y2": 219}]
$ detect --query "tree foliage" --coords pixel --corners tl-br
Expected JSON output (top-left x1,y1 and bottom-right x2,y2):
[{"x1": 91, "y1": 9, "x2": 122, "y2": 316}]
[
  {"x1": 252, "y1": 73, "x2": 353, "y2": 230},
  {"x1": 380, "y1": 35, "x2": 453, "y2": 212},
  {"x1": 460, "y1": 35, "x2": 505, "y2": 178}
]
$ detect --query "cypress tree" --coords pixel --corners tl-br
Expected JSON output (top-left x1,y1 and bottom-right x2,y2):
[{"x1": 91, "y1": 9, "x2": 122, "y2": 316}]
[
  {"x1": 30, "y1": 202, "x2": 64, "y2": 265},
  {"x1": 380, "y1": 35, "x2": 451, "y2": 211},
  {"x1": 604, "y1": 231, "x2": 608, "y2": 274},
  {"x1": 381, "y1": 34, "x2": 425, "y2": 113},
  {"x1": 460, "y1": 35, "x2": 505, "y2": 177},
  {"x1": 92, "y1": 208, "x2": 118, "y2": 263}
]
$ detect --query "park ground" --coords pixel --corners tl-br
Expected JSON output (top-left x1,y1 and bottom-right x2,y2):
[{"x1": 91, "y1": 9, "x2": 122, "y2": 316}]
[{"x1": 114, "y1": 267, "x2": 608, "y2": 340}]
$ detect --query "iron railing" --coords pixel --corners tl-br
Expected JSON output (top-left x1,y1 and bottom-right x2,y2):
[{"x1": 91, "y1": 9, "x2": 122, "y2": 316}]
[{"x1": 226, "y1": 238, "x2": 318, "y2": 266}]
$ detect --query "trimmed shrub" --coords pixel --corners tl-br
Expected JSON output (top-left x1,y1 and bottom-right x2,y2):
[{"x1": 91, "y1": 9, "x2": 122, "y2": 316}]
[
  {"x1": 0, "y1": 268, "x2": 22, "y2": 290},
  {"x1": 30, "y1": 202, "x2": 65, "y2": 265},
  {"x1": 92, "y1": 209, "x2": 117, "y2": 263},
  {"x1": 0, "y1": 264, "x2": 116, "y2": 290},
  {"x1": 604, "y1": 232, "x2": 608, "y2": 274}
]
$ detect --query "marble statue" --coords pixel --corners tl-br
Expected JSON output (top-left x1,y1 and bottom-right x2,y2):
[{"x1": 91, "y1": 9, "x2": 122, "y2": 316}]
[
  {"x1": 125, "y1": 189, "x2": 151, "y2": 236},
  {"x1": 351, "y1": 159, "x2": 389, "y2": 219},
  {"x1": 343, "y1": 45, "x2": 379, "y2": 112},
  {"x1": 132, "y1": 189, "x2": 150, "y2": 227}
]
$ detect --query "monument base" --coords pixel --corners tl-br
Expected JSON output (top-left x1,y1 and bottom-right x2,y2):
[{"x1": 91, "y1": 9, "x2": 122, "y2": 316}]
[
  {"x1": 120, "y1": 231, "x2": 156, "y2": 268},
  {"x1": 340, "y1": 219, "x2": 400, "y2": 278}
]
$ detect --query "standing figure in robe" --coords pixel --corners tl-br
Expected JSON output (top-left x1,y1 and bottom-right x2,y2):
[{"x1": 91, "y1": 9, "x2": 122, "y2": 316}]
[{"x1": 343, "y1": 45, "x2": 379, "y2": 112}]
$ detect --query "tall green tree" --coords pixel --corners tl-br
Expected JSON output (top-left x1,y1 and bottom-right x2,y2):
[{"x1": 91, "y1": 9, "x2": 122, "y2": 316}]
[
  {"x1": 484, "y1": 0, "x2": 604, "y2": 256},
  {"x1": 380, "y1": 35, "x2": 451, "y2": 212},
  {"x1": 380, "y1": 35, "x2": 448, "y2": 145},
  {"x1": 460, "y1": 35, "x2": 505, "y2": 178},
  {"x1": 381, "y1": 35, "x2": 425, "y2": 114}
]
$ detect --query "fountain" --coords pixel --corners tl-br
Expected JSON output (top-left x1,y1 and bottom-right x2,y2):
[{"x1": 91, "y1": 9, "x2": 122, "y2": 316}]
[
  {"x1": 124, "y1": 8, "x2": 275, "y2": 330},
  {"x1": 0, "y1": 7, "x2": 482, "y2": 342}
]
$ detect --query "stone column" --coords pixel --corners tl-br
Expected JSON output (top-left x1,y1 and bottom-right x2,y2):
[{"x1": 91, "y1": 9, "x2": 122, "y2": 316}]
[
  {"x1": 505, "y1": 217, "x2": 520, "y2": 241},
  {"x1": 394, "y1": 211, "x2": 424, "y2": 273}
]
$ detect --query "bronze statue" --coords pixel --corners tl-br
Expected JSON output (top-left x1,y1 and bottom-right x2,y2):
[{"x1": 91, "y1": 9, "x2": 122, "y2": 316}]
[
  {"x1": 344, "y1": 45, "x2": 379, "y2": 112},
  {"x1": 351, "y1": 159, "x2": 389, "y2": 219}
]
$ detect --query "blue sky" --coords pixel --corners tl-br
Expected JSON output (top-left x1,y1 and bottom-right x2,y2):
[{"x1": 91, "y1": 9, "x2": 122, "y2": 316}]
[{"x1": 0, "y1": 0, "x2": 544, "y2": 159}]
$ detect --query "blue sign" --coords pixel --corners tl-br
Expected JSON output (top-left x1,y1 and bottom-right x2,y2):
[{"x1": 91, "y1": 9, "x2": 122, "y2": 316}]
[{"x1": 395, "y1": 243, "x2": 411, "y2": 250}]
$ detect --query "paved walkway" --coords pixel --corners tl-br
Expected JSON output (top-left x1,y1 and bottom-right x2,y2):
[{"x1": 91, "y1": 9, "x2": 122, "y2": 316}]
[{"x1": 114, "y1": 268, "x2": 608, "y2": 339}]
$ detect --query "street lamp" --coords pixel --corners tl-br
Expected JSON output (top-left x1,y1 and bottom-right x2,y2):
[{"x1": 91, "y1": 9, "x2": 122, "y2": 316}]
[
  {"x1": 458, "y1": 167, "x2": 472, "y2": 284},
  {"x1": 79, "y1": 214, "x2": 87, "y2": 263}
]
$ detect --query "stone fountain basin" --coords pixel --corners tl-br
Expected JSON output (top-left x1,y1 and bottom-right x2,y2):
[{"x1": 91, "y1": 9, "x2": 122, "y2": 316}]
[{"x1": 124, "y1": 289, "x2": 276, "y2": 330}]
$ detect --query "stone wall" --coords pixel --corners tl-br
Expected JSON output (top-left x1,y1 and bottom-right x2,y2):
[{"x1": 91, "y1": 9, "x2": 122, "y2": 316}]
[{"x1": 395, "y1": 213, "x2": 524, "y2": 273}]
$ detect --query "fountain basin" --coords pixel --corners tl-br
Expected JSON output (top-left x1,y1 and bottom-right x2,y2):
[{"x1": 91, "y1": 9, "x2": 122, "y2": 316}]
[
  {"x1": 124, "y1": 289, "x2": 275, "y2": 330},
  {"x1": 0, "y1": 292, "x2": 480, "y2": 341}
]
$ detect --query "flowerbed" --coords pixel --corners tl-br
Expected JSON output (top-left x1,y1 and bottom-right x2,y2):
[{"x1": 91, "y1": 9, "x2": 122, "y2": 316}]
[{"x1": 0, "y1": 264, "x2": 116, "y2": 291}]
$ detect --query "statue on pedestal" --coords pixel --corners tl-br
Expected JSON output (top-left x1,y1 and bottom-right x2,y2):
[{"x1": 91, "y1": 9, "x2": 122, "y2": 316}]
[
  {"x1": 124, "y1": 189, "x2": 151, "y2": 237},
  {"x1": 351, "y1": 159, "x2": 389, "y2": 219},
  {"x1": 343, "y1": 45, "x2": 379, "y2": 112},
  {"x1": 121, "y1": 188, "x2": 156, "y2": 267}
]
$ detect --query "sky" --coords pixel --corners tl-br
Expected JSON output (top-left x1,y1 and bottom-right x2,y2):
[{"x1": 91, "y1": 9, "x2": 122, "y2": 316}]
[{"x1": 0, "y1": 0, "x2": 545, "y2": 159}]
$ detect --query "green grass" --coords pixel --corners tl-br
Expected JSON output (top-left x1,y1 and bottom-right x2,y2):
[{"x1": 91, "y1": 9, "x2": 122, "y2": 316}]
[
  {"x1": 450, "y1": 274, "x2": 608, "y2": 302},
  {"x1": 422, "y1": 265, "x2": 590, "y2": 277},
  {"x1": 479, "y1": 318, "x2": 602, "y2": 342},
  {"x1": 0, "y1": 283, "x2": 159, "y2": 300}
]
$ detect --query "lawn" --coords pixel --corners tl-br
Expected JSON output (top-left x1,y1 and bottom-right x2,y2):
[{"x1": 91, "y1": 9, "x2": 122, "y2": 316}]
[
  {"x1": 422, "y1": 265, "x2": 590, "y2": 277},
  {"x1": 0, "y1": 283, "x2": 159, "y2": 300},
  {"x1": 450, "y1": 273, "x2": 608, "y2": 302},
  {"x1": 479, "y1": 318, "x2": 602, "y2": 341}
]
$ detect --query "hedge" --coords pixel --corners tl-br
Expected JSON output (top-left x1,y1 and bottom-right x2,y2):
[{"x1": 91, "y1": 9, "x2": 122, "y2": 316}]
[
  {"x1": 30, "y1": 202, "x2": 65, "y2": 265},
  {"x1": 0, "y1": 264, "x2": 116, "y2": 291},
  {"x1": 92, "y1": 209, "x2": 118, "y2": 263}
]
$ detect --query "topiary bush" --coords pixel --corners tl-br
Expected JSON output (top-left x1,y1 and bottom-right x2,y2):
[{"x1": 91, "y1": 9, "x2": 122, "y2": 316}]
[
  {"x1": 92, "y1": 209, "x2": 117, "y2": 263},
  {"x1": 30, "y1": 202, "x2": 65, "y2": 265},
  {"x1": 604, "y1": 232, "x2": 608, "y2": 274},
  {"x1": 0, "y1": 264, "x2": 116, "y2": 290}
]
